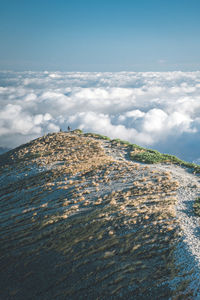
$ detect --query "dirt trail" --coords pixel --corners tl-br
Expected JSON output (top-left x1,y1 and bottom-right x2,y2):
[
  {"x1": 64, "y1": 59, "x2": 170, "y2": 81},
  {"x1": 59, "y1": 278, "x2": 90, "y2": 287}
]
[{"x1": 100, "y1": 138, "x2": 200, "y2": 297}]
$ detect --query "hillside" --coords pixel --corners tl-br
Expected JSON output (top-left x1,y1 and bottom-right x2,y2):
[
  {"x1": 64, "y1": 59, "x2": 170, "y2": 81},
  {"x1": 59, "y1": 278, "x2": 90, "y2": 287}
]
[{"x1": 0, "y1": 131, "x2": 200, "y2": 299}]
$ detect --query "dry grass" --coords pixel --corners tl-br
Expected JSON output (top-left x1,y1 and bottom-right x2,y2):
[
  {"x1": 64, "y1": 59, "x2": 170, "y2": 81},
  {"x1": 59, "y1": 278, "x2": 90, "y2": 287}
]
[{"x1": 0, "y1": 131, "x2": 185, "y2": 299}]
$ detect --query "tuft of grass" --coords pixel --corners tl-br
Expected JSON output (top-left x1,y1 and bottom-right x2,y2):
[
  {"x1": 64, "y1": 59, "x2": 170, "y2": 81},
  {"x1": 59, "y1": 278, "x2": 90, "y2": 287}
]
[
  {"x1": 112, "y1": 137, "x2": 200, "y2": 173},
  {"x1": 72, "y1": 129, "x2": 83, "y2": 134},
  {"x1": 84, "y1": 133, "x2": 111, "y2": 140},
  {"x1": 130, "y1": 147, "x2": 200, "y2": 173},
  {"x1": 29, "y1": 152, "x2": 42, "y2": 159},
  {"x1": 111, "y1": 138, "x2": 132, "y2": 146},
  {"x1": 193, "y1": 197, "x2": 200, "y2": 216}
]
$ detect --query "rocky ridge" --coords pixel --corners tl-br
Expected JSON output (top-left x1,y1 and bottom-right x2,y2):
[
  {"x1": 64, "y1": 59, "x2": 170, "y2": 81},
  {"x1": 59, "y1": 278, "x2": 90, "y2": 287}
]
[{"x1": 0, "y1": 131, "x2": 200, "y2": 299}]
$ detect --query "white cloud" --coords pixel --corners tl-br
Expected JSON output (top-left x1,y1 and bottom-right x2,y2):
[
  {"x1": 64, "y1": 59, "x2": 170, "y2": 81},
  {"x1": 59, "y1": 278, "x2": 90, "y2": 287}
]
[
  {"x1": 0, "y1": 71, "x2": 200, "y2": 162},
  {"x1": 142, "y1": 109, "x2": 168, "y2": 133}
]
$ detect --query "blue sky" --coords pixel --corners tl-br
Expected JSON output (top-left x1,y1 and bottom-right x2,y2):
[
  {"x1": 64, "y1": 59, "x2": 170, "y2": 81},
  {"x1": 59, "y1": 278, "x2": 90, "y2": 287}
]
[{"x1": 0, "y1": 0, "x2": 200, "y2": 71}]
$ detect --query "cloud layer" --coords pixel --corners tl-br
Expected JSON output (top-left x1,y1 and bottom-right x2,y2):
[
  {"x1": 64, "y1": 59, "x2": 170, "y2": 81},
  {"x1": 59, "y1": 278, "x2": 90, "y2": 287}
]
[{"x1": 0, "y1": 71, "x2": 200, "y2": 162}]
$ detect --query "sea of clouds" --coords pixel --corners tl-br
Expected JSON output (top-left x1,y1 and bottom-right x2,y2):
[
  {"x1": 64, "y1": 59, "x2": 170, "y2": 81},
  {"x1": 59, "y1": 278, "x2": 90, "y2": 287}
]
[{"x1": 0, "y1": 71, "x2": 200, "y2": 163}]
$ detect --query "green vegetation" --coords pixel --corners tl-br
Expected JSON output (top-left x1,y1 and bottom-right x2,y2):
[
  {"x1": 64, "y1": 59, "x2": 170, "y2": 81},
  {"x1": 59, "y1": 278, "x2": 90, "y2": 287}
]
[
  {"x1": 130, "y1": 148, "x2": 183, "y2": 164},
  {"x1": 72, "y1": 129, "x2": 83, "y2": 134},
  {"x1": 193, "y1": 197, "x2": 200, "y2": 215},
  {"x1": 82, "y1": 131, "x2": 200, "y2": 173},
  {"x1": 111, "y1": 138, "x2": 132, "y2": 146},
  {"x1": 109, "y1": 136, "x2": 200, "y2": 173},
  {"x1": 130, "y1": 146, "x2": 200, "y2": 173},
  {"x1": 84, "y1": 132, "x2": 111, "y2": 140}
]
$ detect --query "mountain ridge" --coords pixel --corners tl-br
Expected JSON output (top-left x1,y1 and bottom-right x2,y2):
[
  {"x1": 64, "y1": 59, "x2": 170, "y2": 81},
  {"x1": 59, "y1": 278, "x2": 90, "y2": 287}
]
[{"x1": 0, "y1": 131, "x2": 200, "y2": 299}]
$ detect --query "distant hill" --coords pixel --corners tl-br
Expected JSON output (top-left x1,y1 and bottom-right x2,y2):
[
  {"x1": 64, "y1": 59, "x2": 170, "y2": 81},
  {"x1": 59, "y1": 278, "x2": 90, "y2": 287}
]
[
  {"x1": 0, "y1": 147, "x2": 10, "y2": 154},
  {"x1": 0, "y1": 131, "x2": 200, "y2": 299}
]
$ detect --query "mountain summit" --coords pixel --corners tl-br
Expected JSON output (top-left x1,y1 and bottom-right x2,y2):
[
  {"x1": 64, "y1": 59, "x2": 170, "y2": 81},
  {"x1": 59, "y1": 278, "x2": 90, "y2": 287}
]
[{"x1": 0, "y1": 131, "x2": 200, "y2": 299}]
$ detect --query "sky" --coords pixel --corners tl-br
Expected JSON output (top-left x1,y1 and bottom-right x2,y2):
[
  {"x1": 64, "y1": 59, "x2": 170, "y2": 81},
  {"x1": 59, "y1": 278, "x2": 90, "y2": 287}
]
[
  {"x1": 0, "y1": 0, "x2": 200, "y2": 71},
  {"x1": 0, "y1": 1, "x2": 200, "y2": 163}
]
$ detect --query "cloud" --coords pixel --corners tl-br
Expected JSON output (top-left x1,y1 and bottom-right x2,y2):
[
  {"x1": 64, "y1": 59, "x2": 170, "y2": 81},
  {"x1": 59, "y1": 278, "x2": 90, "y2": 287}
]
[{"x1": 0, "y1": 71, "x2": 200, "y2": 162}]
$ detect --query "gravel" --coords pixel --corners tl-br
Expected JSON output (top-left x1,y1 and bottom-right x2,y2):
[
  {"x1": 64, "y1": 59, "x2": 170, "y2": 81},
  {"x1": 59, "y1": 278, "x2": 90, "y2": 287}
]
[{"x1": 100, "y1": 140, "x2": 200, "y2": 298}]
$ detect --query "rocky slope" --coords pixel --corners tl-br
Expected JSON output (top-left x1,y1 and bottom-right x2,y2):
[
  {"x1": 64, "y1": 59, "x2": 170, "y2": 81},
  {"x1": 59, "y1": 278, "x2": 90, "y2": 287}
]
[{"x1": 0, "y1": 131, "x2": 200, "y2": 299}]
